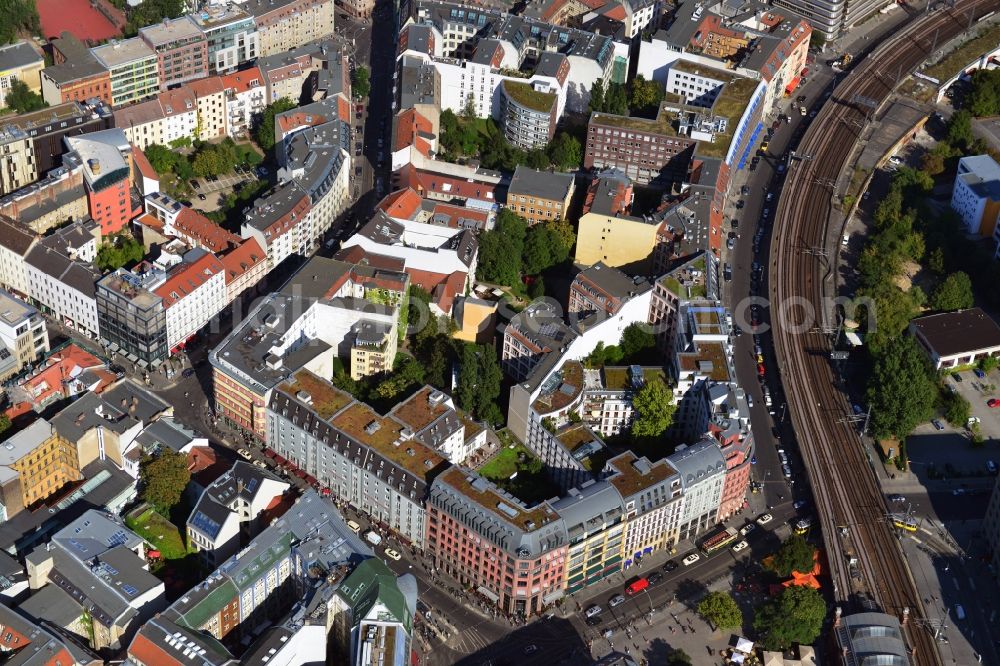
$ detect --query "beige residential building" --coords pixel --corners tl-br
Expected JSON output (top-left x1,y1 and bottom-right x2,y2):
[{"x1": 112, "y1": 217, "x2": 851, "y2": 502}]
[
  {"x1": 506, "y1": 164, "x2": 576, "y2": 225},
  {"x1": 187, "y1": 76, "x2": 228, "y2": 139},
  {"x1": 341, "y1": 0, "x2": 376, "y2": 19},
  {"x1": 576, "y1": 170, "x2": 660, "y2": 273},
  {"x1": 248, "y1": 0, "x2": 337, "y2": 57},
  {"x1": 0, "y1": 289, "x2": 48, "y2": 381},
  {"x1": 350, "y1": 321, "x2": 397, "y2": 380},
  {"x1": 0, "y1": 419, "x2": 80, "y2": 521},
  {"x1": 0, "y1": 41, "x2": 44, "y2": 108},
  {"x1": 114, "y1": 99, "x2": 166, "y2": 151}
]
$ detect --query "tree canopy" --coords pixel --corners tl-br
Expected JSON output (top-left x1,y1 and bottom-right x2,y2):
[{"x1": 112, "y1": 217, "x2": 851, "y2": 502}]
[
  {"x1": 122, "y1": 0, "x2": 185, "y2": 37},
  {"x1": 866, "y1": 336, "x2": 937, "y2": 440},
  {"x1": 139, "y1": 450, "x2": 191, "y2": 516},
  {"x1": 697, "y1": 591, "x2": 743, "y2": 630},
  {"x1": 352, "y1": 66, "x2": 371, "y2": 98},
  {"x1": 631, "y1": 377, "x2": 676, "y2": 439},
  {"x1": 770, "y1": 535, "x2": 816, "y2": 577},
  {"x1": 965, "y1": 68, "x2": 1000, "y2": 117},
  {"x1": 477, "y1": 209, "x2": 527, "y2": 288},
  {"x1": 0, "y1": 0, "x2": 40, "y2": 44},
  {"x1": 3, "y1": 79, "x2": 46, "y2": 114},
  {"x1": 254, "y1": 97, "x2": 298, "y2": 152},
  {"x1": 438, "y1": 109, "x2": 584, "y2": 170},
  {"x1": 753, "y1": 585, "x2": 826, "y2": 651},
  {"x1": 456, "y1": 343, "x2": 504, "y2": 425},
  {"x1": 97, "y1": 234, "x2": 145, "y2": 271},
  {"x1": 929, "y1": 271, "x2": 973, "y2": 312},
  {"x1": 620, "y1": 323, "x2": 658, "y2": 363}
]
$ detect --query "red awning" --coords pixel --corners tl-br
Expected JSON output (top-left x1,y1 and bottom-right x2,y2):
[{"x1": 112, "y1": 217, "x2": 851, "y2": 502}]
[
  {"x1": 801, "y1": 67, "x2": 809, "y2": 77},
  {"x1": 321, "y1": 488, "x2": 332, "y2": 495},
  {"x1": 273, "y1": 455, "x2": 286, "y2": 465},
  {"x1": 305, "y1": 475, "x2": 318, "y2": 486},
  {"x1": 294, "y1": 469, "x2": 307, "y2": 479},
  {"x1": 148, "y1": 550, "x2": 161, "y2": 559},
  {"x1": 263, "y1": 448, "x2": 276, "y2": 459},
  {"x1": 784, "y1": 76, "x2": 800, "y2": 95}
]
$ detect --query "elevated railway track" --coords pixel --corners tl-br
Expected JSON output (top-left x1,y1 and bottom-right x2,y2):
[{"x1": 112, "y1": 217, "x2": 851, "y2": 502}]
[{"x1": 770, "y1": 2, "x2": 996, "y2": 663}]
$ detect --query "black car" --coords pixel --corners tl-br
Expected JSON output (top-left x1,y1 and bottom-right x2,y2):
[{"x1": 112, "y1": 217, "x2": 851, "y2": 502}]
[
  {"x1": 190, "y1": 179, "x2": 201, "y2": 189},
  {"x1": 741, "y1": 185, "x2": 750, "y2": 196},
  {"x1": 585, "y1": 616, "x2": 602, "y2": 626},
  {"x1": 664, "y1": 559, "x2": 678, "y2": 572},
  {"x1": 198, "y1": 193, "x2": 207, "y2": 201},
  {"x1": 736, "y1": 200, "x2": 745, "y2": 210},
  {"x1": 648, "y1": 572, "x2": 663, "y2": 585}
]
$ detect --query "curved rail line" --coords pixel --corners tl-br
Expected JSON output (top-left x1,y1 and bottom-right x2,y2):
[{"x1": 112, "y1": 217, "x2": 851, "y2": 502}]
[{"x1": 770, "y1": 2, "x2": 996, "y2": 663}]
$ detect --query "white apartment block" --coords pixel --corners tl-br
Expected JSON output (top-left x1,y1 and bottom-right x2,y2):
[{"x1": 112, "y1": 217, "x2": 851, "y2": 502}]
[
  {"x1": 667, "y1": 438, "x2": 726, "y2": 541},
  {"x1": 950, "y1": 155, "x2": 1000, "y2": 242},
  {"x1": 0, "y1": 217, "x2": 36, "y2": 298},
  {"x1": 666, "y1": 62, "x2": 730, "y2": 108},
  {"x1": 158, "y1": 251, "x2": 227, "y2": 352},
  {"x1": 0, "y1": 289, "x2": 48, "y2": 378},
  {"x1": 24, "y1": 221, "x2": 100, "y2": 338}
]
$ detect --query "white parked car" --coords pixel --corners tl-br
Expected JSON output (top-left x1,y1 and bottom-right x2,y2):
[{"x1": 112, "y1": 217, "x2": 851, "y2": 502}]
[
  {"x1": 585, "y1": 605, "x2": 603, "y2": 618},
  {"x1": 682, "y1": 553, "x2": 701, "y2": 566},
  {"x1": 237, "y1": 448, "x2": 252, "y2": 460},
  {"x1": 732, "y1": 540, "x2": 749, "y2": 553},
  {"x1": 740, "y1": 523, "x2": 756, "y2": 536},
  {"x1": 757, "y1": 513, "x2": 774, "y2": 525},
  {"x1": 252, "y1": 459, "x2": 267, "y2": 469},
  {"x1": 384, "y1": 548, "x2": 402, "y2": 561}
]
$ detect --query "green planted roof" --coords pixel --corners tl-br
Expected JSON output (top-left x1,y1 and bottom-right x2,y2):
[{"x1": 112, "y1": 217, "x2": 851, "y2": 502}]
[{"x1": 503, "y1": 80, "x2": 556, "y2": 113}]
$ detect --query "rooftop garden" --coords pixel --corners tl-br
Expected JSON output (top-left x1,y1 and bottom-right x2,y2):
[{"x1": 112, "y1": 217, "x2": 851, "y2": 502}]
[
  {"x1": 478, "y1": 430, "x2": 561, "y2": 507},
  {"x1": 282, "y1": 370, "x2": 353, "y2": 420},
  {"x1": 503, "y1": 80, "x2": 556, "y2": 113},
  {"x1": 697, "y1": 77, "x2": 760, "y2": 159}
]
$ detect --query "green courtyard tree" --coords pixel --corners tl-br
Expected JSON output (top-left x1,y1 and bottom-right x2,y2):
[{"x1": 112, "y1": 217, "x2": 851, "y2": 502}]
[
  {"x1": 631, "y1": 377, "x2": 676, "y2": 438},
  {"x1": 254, "y1": 97, "x2": 298, "y2": 152},
  {"x1": 620, "y1": 323, "x2": 657, "y2": 363},
  {"x1": 546, "y1": 131, "x2": 582, "y2": 169},
  {"x1": 697, "y1": 591, "x2": 743, "y2": 630},
  {"x1": 140, "y1": 450, "x2": 191, "y2": 516},
  {"x1": 352, "y1": 66, "x2": 371, "y2": 98},
  {"x1": 930, "y1": 271, "x2": 974, "y2": 312},
  {"x1": 753, "y1": 586, "x2": 826, "y2": 651},
  {"x1": 771, "y1": 535, "x2": 816, "y2": 577},
  {"x1": 4, "y1": 79, "x2": 46, "y2": 113},
  {"x1": 866, "y1": 336, "x2": 937, "y2": 440},
  {"x1": 97, "y1": 234, "x2": 145, "y2": 271},
  {"x1": 477, "y1": 209, "x2": 527, "y2": 287},
  {"x1": 943, "y1": 391, "x2": 971, "y2": 427},
  {"x1": 666, "y1": 649, "x2": 692, "y2": 666}
]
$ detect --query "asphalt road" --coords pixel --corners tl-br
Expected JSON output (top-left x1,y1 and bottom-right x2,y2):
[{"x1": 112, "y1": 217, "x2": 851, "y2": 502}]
[{"x1": 722, "y1": 61, "x2": 843, "y2": 521}]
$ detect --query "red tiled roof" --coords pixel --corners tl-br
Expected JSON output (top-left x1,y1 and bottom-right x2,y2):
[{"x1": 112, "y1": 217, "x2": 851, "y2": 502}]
[
  {"x1": 173, "y1": 207, "x2": 241, "y2": 253},
  {"x1": 400, "y1": 164, "x2": 499, "y2": 202},
  {"x1": 406, "y1": 268, "x2": 466, "y2": 313},
  {"x1": 431, "y1": 202, "x2": 489, "y2": 228},
  {"x1": 337, "y1": 94, "x2": 351, "y2": 123},
  {"x1": 154, "y1": 253, "x2": 225, "y2": 309},
  {"x1": 333, "y1": 246, "x2": 407, "y2": 272},
  {"x1": 221, "y1": 237, "x2": 265, "y2": 284},
  {"x1": 186, "y1": 445, "x2": 217, "y2": 473},
  {"x1": 136, "y1": 212, "x2": 165, "y2": 234},
  {"x1": 604, "y1": 5, "x2": 627, "y2": 21},
  {"x1": 220, "y1": 66, "x2": 264, "y2": 94},
  {"x1": 132, "y1": 145, "x2": 158, "y2": 183},
  {"x1": 394, "y1": 108, "x2": 434, "y2": 152},
  {"x1": 129, "y1": 632, "x2": 184, "y2": 666},
  {"x1": 158, "y1": 87, "x2": 196, "y2": 118},
  {"x1": 185, "y1": 75, "x2": 225, "y2": 97},
  {"x1": 379, "y1": 187, "x2": 423, "y2": 219},
  {"x1": 276, "y1": 111, "x2": 330, "y2": 135}
]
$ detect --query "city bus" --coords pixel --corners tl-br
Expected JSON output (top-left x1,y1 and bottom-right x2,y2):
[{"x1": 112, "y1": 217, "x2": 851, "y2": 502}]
[
  {"x1": 700, "y1": 526, "x2": 739, "y2": 554},
  {"x1": 891, "y1": 514, "x2": 918, "y2": 532}
]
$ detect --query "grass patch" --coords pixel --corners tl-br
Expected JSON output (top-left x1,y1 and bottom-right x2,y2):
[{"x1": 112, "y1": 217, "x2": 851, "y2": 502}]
[
  {"x1": 125, "y1": 508, "x2": 191, "y2": 560},
  {"x1": 480, "y1": 432, "x2": 560, "y2": 505},
  {"x1": 923, "y1": 24, "x2": 1000, "y2": 83}
]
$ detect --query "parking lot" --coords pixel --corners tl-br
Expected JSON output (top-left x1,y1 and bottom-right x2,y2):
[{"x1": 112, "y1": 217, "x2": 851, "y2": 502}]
[
  {"x1": 907, "y1": 367, "x2": 1000, "y2": 481},
  {"x1": 189, "y1": 169, "x2": 262, "y2": 212}
]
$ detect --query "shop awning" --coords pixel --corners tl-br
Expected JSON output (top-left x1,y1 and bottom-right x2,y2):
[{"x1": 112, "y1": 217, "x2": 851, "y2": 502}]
[
  {"x1": 476, "y1": 586, "x2": 500, "y2": 602},
  {"x1": 273, "y1": 455, "x2": 286, "y2": 465},
  {"x1": 294, "y1": 469, "x2": 307, "y2": 479},
  {"x1": 304, "y1": 475, "x2": 318, "y2": 486},
  {"x1": 784, "y1": 76, "x2": 800, "y2": 95},
  {"x1": 264, "y1": 448, "x2": 276, "y2": 458}
]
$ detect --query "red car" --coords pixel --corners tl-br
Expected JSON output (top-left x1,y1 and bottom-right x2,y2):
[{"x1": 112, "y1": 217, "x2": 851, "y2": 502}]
[
  {"x1": 757, "y1": 363, "x2": 766, "y2": 377},
  {"x1": 988, "y1": 398, "x2": 1000, "y2": 408}
]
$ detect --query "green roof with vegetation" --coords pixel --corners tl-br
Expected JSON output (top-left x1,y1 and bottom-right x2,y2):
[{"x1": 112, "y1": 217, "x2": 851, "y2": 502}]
[
  {"x1": 698, "y1": 77, "x2": 760, "y2": 159},
  {"x1": 178, "y1": 580, "x2": 240, "y2": 630},
  {"x1": 280, "y1": 370, "x2": 353, "y2": 420},
  {"x1": 590, "y1": 110, "x2": 680, "y2": 137},
  {"x1": 503, "y1": 80, "x2": 556, "y2": 113},
  {"x1": 670, "y1": 60, "x2": 737, "y2": 83}
]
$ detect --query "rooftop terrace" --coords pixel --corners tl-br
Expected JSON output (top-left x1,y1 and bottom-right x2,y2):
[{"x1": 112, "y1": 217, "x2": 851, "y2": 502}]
[
  {"x1": 698, "y1": 77, "x2": 759, "y2": 159},
  {"x1": 332, "y1": 403, "x2": 446, "y2": 480},
  {"x1": 605, "y1": 451, "x2": 677, "y2": 498},
  {"x1": 532, "y1": 360, "x2": 584, "y2": 414},
  {"x1": 391, "y1": 387, "x2": 450, "y2": 432},
  {"x1": 503, "y1": 80, "x2": 556, "y2": 113}
]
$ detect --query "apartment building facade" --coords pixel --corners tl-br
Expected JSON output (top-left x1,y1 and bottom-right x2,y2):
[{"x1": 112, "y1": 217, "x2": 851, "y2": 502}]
[
  {"x1": 427, "y1": 467, "x2": 569, "y2": 617},
  {"x1": 506, "y1": 165, "x2": 575, "y2": 225},
  {"x1": 497, "y1": 80, "x2": 558, "y2": 150},
  {"x1": 0, "y1": 419, "x2": 80, "y2": 521},
  {"x1": 92, "y1": 38, "x2": 160, "y2": 107},
  {"x1": 192, "y1": 5, "x2": 260, "y2": 74},
  {"x1": 0, "y1": 289, "x2": 48, "y2": 381},
  {"x1": 0, "y1": 41, "x2": 44, "y2": 108},
  {"x1": 139, "y1": 16, "x2": 208, "y2": 90},
  {"x1": 267, "y1": 370, "x2": 444, "y2": 547},
  {"x1": 248, "y1": 0, "x2": 337, "y2": 57},
  {"x1": 156, "y1": 250, "x2": 227, "y2": 353},
  {"x1": 96, "y1": 268, "x2": 168, "y2": 366}
]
